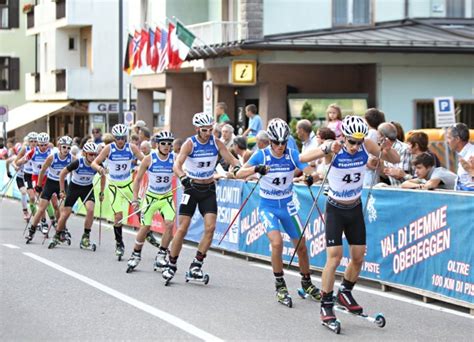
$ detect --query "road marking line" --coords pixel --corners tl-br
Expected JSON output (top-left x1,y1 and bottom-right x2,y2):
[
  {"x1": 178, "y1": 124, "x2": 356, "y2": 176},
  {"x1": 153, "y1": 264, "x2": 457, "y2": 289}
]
[
  {"x1": 250, "y1": 263, "x2": 473, "y2": 320},
  {"x1": 2, "y1": 244, "x2": 20, "y2": 249},
  {"x1": 23, "y1": 252, "x2": 224, "y2": 342}
]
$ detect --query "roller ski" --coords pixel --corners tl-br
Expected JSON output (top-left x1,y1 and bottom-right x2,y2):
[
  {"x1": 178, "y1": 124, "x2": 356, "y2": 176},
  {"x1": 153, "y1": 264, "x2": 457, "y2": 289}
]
[
  {"x1": 162, "y1": 264, "x2": 177, "y2": 286},
  {"x1": 153, "y1": 248, "x2": 169, "y2": 271},
  {"x1": 275, "y1": 278, "x2": 292, "y2": 308},
  {"x1": 41, "y1": 220, "x2": 57, "y2": 245},
  {"x1": 48, "y1": 231, "x2": 71, "y2": 249},
  {"x1": 334, "y1": 289, "x2": 386, "y2": 328},
  {"x1": 126, "y1": 252, "x2": 141, "y2": 273},
  {"x1": 115, "y1": 242, "x2": 125, "y2": 261},
  {"x1": 146, "y1": 231, "x2": 160, "y2": 248},
  {"x1": 25, "y1": 224, "x2": 37, "y2": 244},
  {"x1": 297, "y1": 279, "x2": 322, "y2": 302},
  {"x1": 184, "y1": 259, "x2": 210, "y2": 285},
  {"x1": 79, "y1": 232, "x2": 97, "y2": 252},
  {"x1": 320, "y1": 294, "x2": 341, "y2": 334},
  {"x1": 40, "y1": 218, "x2": 49, "y2": 235}
]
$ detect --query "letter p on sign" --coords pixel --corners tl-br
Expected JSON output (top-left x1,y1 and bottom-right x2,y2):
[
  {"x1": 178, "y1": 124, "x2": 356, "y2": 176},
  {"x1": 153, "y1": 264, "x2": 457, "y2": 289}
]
[{"x1": 434, "y1": 97, "x2": 455, "y2": 128}]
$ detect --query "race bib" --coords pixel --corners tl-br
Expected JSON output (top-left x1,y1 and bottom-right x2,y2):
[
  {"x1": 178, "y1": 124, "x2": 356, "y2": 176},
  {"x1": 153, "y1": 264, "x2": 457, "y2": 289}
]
[{"x1": 180, "y1": 193, "x2": 190, "y2": 205}]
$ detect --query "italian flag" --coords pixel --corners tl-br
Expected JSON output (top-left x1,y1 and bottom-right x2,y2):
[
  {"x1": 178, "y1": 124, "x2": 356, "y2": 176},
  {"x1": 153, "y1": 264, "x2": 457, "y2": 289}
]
[{"x1": 168, "y1": 21, "x2": 196, "y2": 69}]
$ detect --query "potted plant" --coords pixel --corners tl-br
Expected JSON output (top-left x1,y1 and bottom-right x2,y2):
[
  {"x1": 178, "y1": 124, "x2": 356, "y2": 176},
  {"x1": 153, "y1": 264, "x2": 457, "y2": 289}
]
[{"x1": 23, "y1": 3, "x2": 34, "y2": 14}]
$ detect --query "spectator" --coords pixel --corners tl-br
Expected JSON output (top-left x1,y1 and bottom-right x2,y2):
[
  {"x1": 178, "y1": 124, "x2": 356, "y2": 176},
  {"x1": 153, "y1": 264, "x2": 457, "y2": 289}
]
[
  {"x1": 215, "y1": 102, "x2": 231, "y2": 128},
  {"x1": 297, "y1": 119, "x2": 318, "y2": 152},
  {"x1": 0, "y1": 138, "x2": 7, "y2": 159},
  {"x1": 447, "y1": 123, "x2": 474, "y2": 191},
  {"x1": 364, "y1": 108, "x2": 386, "y2": 186},
  {"x1": 391, "y1": 121, "x2": 405, "y2": 142},
  {"x1": 213, "y1": 123, "x2": 222, "y2": 139},
  {"x1": 130, "y1": 133, "x2": 140, "y2": 147},
  {"x1": 92, "y1": 127, "x2": 103, "y2": 144},
  {"x1": 102, "y1": 133, "x2": 115, "y2": 145},
  {"x1": 173, "y1": 138, "x2": 184, "y2": 154},
  {"x1": 138, "y1": 126, "x2": 151, "y2": 143},
  {"x1": 256, "y1": 130, "x2": 270, "y2": 150},
  {"x1": 232, "y1": 136, "x2": 252, "y2": 165},
  {"x1": 221, "y1": 124, "x2": 235, "y2": 150},
  {"x1": 242, "y1": 104, "x2": 262, "y2": 149},
  {"x1": 325, "y1": 103, "x2": 343, "y2": 139},
  {"x1": 406, "y1": 132, "x2": 441, "y2": 168},
  {"x1": 140, "y1": 140, "x2": 151, "y2": 156},
  {"x1": 378, "y1": 122, "x2": 411, "y2": 187},
  {"x1": 401, "y1": 152, "x2": 457, "y2": 190},
  {"x1": 132, "y1": 120, "x2": 146, "y2": 135}
]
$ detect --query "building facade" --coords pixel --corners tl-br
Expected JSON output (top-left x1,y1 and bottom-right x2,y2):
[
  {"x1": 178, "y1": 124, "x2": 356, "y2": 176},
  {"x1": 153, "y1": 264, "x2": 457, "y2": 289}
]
[{"x1": 129, "y1": 0, "x2": 473, "y2": 140}]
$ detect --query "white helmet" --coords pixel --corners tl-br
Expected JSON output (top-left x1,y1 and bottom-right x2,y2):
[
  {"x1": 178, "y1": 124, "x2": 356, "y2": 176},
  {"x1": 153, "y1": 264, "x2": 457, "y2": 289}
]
[
  {"x1": 37, "y1": 132, "x2": 50, "y2": 144},
  {"x1": 342, "y1": 116, "x2": 369, "y2": 139},
  {"x1": 155, "y1": 131, "x2": 174, "y2": 142},
  {"x1": 111, "y1": 124, "x2": 128, "y2": 137},
  {"x1": 58, "y1": 135, "x2": 73, "y2": 146},
  {"x1": 267, "y1": 119, "x2": 290, "y2": 143},
  {"x1": 192, "y1": 112, "x2": 214, "y2": 127},
  {"x1": 82, "y1": 142, "x2": 98, "y2": 154},
  {"x1": 27, "y1": 132, "x2": 38, "y2": 141}
]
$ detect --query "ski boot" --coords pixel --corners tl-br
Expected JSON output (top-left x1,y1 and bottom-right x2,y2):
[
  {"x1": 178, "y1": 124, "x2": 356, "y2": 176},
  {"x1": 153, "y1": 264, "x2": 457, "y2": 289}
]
[
  {"x1": 320, "y1": 294, "x2": 341, "y2": 334},
  {"x1": 79, "y1": 232, "x2": 97, "y2": 252},
  {"x1": 297, "y1": 278, "x2": 322, "y2": 302},
  {"x1": 275, "y1": 278, "x2": 292, "y2": 308},
  {"x1": 40, "y1": 218, "x2": 49, "y2": 235},
  {"x1": 63, "y1": 228, "x2": 72, "y2": 239},
  {"x1": 153, "y1": 248, "x2": 169, "y2": 271},
  {"x1": 25, "y1": 224, "x2": 36, "y2": 244},
  {"x1": 145, "y1": 231, "x2": 160, "y2": 248},
  {"x1": 336, "y1": 287, "x2": 363, "y2": 315},
  {"x1": 185, "y1": 259, "x2": 210, "y2": 285},
  {"x1": 115, "y1": 242, "x2": 125, "y2": 261},
  {"x1": 126, "y1": 251, "x2": 142, "y2": 273},
  {"x1": 162, "y1": 264, "x2": 177, "y2": 286},
  {"x1": 48, "y1": 231, "x2": 71, "y2": 249}
]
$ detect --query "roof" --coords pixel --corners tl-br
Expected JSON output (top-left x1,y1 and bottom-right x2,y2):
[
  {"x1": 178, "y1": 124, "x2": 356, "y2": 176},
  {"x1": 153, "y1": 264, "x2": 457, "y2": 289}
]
[
  {"x1": 188, "y1": 18, "x2": 474, "y2": 60},
  {"x1": 6, "y1": 101, "x2": 72, "y2": 132}
]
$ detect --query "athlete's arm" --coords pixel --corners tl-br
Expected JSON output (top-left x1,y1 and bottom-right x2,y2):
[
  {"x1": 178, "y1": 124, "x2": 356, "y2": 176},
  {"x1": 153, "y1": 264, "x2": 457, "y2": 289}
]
[
  {"x1": 16, "y1": 148, "x2": 34, "y2": 166},
  {"x1": 91, "y1": 144, "x2": 110, "y2": 175},
  {"x1": 38, "y1": 154, "x2": 54, "y2": 187},
  {"x1": 130, "y1": 143, "x2": 145, "y2": 161},
  {"x1": 365, "y1": 139, "x2": 400, "y2": 164},
  {"x1": 59, "y1": 160, "x2": 78, "y2": 193},
  {"x1": 14, "y1": 147, "x2": 26, "y2": 164},
  {"x1": 133, "y1": 155, "x2": 150, "y2": 201},
  {"x1": 216, "y1": 139, "x2": 240, "y2": 168},
  {"x1": 235, "y1": 150, "x2": 266, "y2": 179},
  {"x1": 173, "y1": 140, "x2": 192, "y2": 179},
  {"x1": 300, "y1": 140, "x2": 338, "y2": 163}
]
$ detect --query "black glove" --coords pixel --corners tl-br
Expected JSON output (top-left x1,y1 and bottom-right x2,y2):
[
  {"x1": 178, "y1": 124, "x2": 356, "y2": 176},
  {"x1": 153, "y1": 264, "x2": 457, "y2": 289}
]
[
  {"x1": 180, "y1": 175, "x2": 192, "y2": 188},
  {"x1": 304, "y1": 175, "x2": 314, "y2": 187},
  {"x1": 254, "y1": 165, "x2": 268, "y2": 176},
  {"x1": 232, "y1": 165, "x2": 241, "y2": 176},
  {"x1": 35, "y1": 185, "x2": 43, "y2": 193},
  {"x1": 7, "y1": 171, "x2": 12, "y2": 178}
]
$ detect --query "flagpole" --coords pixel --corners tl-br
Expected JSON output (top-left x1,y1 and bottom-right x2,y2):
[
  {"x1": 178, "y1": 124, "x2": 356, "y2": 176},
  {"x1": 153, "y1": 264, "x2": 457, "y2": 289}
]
[{"x1": 118, "y1": 0, "x2": 124, "y2": 124}]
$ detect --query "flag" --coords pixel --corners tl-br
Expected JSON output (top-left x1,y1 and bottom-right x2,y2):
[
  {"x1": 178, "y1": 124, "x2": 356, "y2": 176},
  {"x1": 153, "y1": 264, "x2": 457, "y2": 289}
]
[
  {"x1": 147, "y1": 28, "x2": 159, "y2": 71},
  {"x1": 176, "y1": 21, "x2": 196, "y2": 60},
  {"x1": 157, "y1": 27, "x2": 169, "y2": 73},
  {"x1": 168, "y1": 22, "x2": 182, "y2": 69},
  {"x1": 138, "y1": 28, "x2": 149, "y2": 68},
  {"x1": 123, "y1": 34, "x2": 133, "y2": 74},
  {"x1": 152, "y1": 27, "x2": 161, "y2": 71},
  {"x1": 132, "y1": 30, "x2": 141, "y2": 70}
]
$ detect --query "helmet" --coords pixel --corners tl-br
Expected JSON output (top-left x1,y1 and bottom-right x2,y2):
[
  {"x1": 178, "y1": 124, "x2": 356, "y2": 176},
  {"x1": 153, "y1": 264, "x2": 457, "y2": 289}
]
[
  {"x1": 37, "y1": 132, "x2": 50, "y2": 144},
  {"x1": 58, "y1": 135, "x2": 73, "y2": 146},
  {"x1": 27, "y1": 132, "x2": 38, "y2": 141},
  {"x1": 82, "y1": 142, "x2": 98, "y2": 154},
  {"x1": 192, "y1": 112, "x2": 214, "y2": 127},
  {"x1": 342, "y1": 116, "x2": 369, "y2": 139},
  {"x1": 111, "y1": 124, "x2": 128, "y2": 137},
  {"x1": 154, "y1": 131, "x2": 174, "y2": 142},
  {"x1": 267, "y1": 119, "x2": 290, "y2": 143}
]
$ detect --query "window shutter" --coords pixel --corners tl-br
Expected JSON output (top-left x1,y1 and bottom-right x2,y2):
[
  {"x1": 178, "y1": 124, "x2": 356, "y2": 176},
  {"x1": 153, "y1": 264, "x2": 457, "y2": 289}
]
[
  {"x1": 9, "y1": 0, "x2": 20, "y2": 28},
  {"x1": 9, "y1": 58, "x2": 20, "y2": 90}
]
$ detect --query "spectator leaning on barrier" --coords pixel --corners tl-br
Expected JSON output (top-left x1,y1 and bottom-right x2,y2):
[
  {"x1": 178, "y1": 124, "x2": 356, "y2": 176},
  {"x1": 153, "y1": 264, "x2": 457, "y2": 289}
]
[
  {"x1": 256, "y1": 130, "x2": 270, "y2": 150},
  {"x1": 363, "y1": 108, "x2": 386, "y2": 186},
  {"x1": 232, "y1": 136, "x2": 252, "y2": 165},
  {"x1": 220, "y1": 124, "x2": 235, "y2": 150},
  {"x1": 297, "y1": 119, "x2": 318, "y2": 153},
  {"x1": 401, "y1": 152, "x2": 457, "y2": 190},
  {"x1": 447, "y1": 122, "x2": 474, "y2": 191},
  {"x1": 406, "y1": 132, "x2": 441, "y2": 170},
  {"x1": 173, "y1": 138, "x2": 184, "y2": 154}
]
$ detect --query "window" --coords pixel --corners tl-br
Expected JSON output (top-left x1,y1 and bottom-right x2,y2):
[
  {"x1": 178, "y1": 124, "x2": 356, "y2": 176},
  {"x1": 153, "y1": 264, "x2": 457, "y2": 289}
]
[
  {"x1": 416, "y1": 101, "x2": 474, "y2": 128},
  {"x1": 446, "y1": 0, "x2": 465, "y2": 17},
  {"x1": 68, "y1": 37, "x2": 76, "y2": 50},
  {"x1": 333, "y1": 0, "x2": 370, "y2": 27},
  {"x1": 0, "y1": 57, "x2": 20, "y2": 91},
  {"x1": 1, "y1": 0, "x2": 19, "y2": 29}
]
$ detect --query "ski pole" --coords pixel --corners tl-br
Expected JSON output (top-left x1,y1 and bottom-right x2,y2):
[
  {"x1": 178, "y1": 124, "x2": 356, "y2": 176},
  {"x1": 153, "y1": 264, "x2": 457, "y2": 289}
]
[
  {"x1": 307, "y1": 181, "x2": 326, "y2": 225},
  {"x1": 117, "y1": 199, "x2": 154, "y2": 225},
  {"x1": 0, "y1": 169, "x2": 19, "y2": 197},
  {"x1": 22, "y1": 191, "x2": 42, "y2": 236},
  {"x1": 288, "y1": 153, "x2": 336, "y2": 269},
  {"x1": 218, "y1": 177, "x2": 262, "y2": 246},
  {"x1": 98, "y1": 196, "x2": 103, "y2": 246}
]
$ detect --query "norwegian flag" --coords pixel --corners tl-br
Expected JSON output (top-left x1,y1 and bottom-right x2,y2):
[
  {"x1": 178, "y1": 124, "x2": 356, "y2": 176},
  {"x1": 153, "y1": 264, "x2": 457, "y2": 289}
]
[{"x1": 132, "y1": 30, "x2": 141, "y2": 70}]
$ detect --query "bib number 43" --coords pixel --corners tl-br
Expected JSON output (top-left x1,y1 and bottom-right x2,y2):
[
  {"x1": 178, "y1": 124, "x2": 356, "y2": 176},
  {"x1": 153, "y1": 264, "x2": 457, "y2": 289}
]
[{"x1": 342, "y1": 173, "x2": 361, "y2": 184}]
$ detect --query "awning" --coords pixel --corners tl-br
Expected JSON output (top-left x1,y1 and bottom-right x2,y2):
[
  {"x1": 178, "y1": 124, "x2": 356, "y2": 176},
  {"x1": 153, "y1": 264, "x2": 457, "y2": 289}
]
[{"x1": 6, "y1": 101, "x2": 71, "y2": 133}]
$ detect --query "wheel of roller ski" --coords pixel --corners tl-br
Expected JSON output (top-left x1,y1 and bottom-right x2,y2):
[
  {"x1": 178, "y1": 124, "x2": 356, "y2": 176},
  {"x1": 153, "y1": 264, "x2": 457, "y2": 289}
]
[
  {"x1": 126, "y1": 266, "x2": 133, "y2": 273},
  {"x1": 91, "y1": 244, "x2": 96, "y2": 252},
  {"x1": 375, "y1": 313, "x2": 386, "y2": 328},
  {"x1": 118, "y1": 255, "x2": 122, "y2": 261},
  {"x1": 66, "y1": 239, "x2": 71, "y2": 246},
  {"x1": 164, "y1": 278, "x2": 171, "y2": 286},
  {"x1": 48, "y1": 241, "x2": 54, "y2": 249},
  {"x1": 297, "y1": 288, "x2": 306, "y2": 299},
  {"x1": 322, "y1": 320, "x2": 341, "y2": 334},
  {"x1": 79, "y1": 243, "x2": 83, "y2": 249},
  {"x1": 25, "y1": 239, "x2": 31, "y2": 245},
  {"x1": 203, "y1": 274, "x2": 210, "y2": 285}
]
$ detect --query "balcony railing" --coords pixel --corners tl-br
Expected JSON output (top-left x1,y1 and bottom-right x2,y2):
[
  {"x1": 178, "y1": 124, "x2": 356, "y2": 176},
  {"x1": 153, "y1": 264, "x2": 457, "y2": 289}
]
[
  {"x1": 26, "y1": 9, "x2": 34, "y2": 29},
  {"x1": 56, "y1": 0, "x2": 66, "y2": 19},
  {"x1": 187, "y1": 21, "x2": 248, "y2": 46},
  {"x1": 55, "y1": 69, "x2": 66, "y2": 92}
]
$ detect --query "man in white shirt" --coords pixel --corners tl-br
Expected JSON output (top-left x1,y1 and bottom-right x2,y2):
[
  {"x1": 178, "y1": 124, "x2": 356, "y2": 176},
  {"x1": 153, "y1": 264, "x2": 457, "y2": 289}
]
[
  {"x1": 296, "y1": 119, "x2": 318, "y2": 152},
  {"x1": 447, "y1": 123, "x2": 474, "y2": 191}
]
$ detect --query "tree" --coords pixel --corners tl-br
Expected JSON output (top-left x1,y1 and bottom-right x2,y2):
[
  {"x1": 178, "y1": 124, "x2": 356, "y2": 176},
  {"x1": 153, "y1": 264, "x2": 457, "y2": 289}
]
[{"x1": 290, "y1": 101, "x2": 316, "y2": 148}]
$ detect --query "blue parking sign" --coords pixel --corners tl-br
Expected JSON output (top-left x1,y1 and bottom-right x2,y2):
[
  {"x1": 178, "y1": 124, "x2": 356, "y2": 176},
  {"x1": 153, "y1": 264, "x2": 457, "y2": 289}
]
[{"x1": 434, "y1": 96, "x2": 455, "y2": 128}]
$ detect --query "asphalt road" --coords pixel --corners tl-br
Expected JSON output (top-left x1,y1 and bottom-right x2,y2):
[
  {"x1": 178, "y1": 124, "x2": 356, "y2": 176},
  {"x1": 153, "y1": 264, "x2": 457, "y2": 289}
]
[{"x1": 0, "y1": 198, "x2": 472, "y2": 341}]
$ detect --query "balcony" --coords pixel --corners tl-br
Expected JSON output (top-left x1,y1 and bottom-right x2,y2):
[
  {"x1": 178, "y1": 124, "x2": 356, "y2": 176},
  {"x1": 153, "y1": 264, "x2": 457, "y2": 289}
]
[{"x1": 187, "y1": 21, "x2": 248, "y2": 46}]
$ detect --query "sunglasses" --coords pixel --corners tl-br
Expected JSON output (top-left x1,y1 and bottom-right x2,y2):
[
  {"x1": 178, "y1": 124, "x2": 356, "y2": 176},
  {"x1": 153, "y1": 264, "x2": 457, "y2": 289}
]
[
  {"x1": 115, "y1": 136, "x2": 127, "y2": 141},
  {"x1": 271, "y1": 140, "x2": 287, "y2": 146},
  {"x1": 200, "y1": 128, "x2": 213, "y2": 133},
  {"x1": 346, "y1": 138, "x2": 364, "y2": 146},
  {"x1": 61, "y1": 145, "x2": 72, "y2": 150},
  {"x1": 159, "y1": 141, "x2": 173, "y2": 146},
  {"x1": 86, "y1": 153, "x2": 97, "y2": 157},
  {"x1": 39, "y1": 144, "x2": 48, "y2": 147}
]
